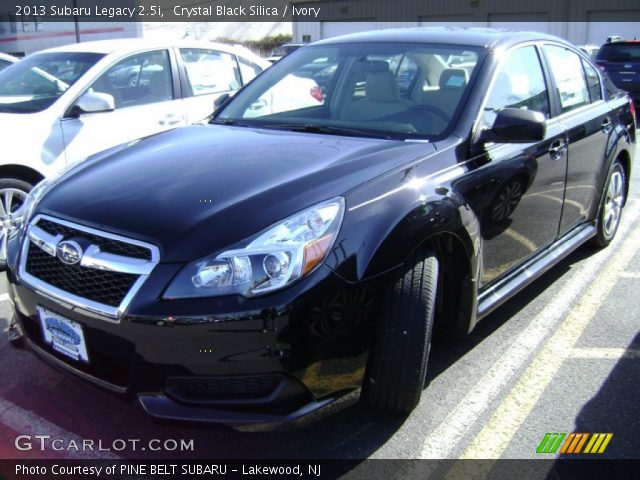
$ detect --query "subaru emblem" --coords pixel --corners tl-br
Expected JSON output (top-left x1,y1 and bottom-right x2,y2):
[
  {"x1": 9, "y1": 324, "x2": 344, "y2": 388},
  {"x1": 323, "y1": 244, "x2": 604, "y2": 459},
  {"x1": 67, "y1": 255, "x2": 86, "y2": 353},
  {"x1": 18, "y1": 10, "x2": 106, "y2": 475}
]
[{"x1": 56, "y1": 240, "x2": 83, "y2": 265}]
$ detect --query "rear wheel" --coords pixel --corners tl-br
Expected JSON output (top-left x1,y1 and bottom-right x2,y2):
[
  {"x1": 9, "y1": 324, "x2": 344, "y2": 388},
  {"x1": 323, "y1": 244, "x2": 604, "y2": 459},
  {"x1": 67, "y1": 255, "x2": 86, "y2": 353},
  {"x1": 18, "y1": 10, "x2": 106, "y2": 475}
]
[
  {"x1": 593, "y1": 160, "x2": 626, "y2": 247},
  {"x1": 0, "y1": 178, "x2": 32, "y2": 266},
  {"x1": 363, "y1": 246, "x2": 439, "y2": 413}
]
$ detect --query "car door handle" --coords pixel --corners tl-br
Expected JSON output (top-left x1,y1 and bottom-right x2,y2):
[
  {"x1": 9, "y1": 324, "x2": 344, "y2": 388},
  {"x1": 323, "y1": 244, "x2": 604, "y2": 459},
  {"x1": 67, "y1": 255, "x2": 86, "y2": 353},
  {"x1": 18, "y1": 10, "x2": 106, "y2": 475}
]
[
  {"x1": 602, "y1": 117, "x2": 613, "y2": 133},
  {"x1": 249, "y1": 99, "x2": 267, "y2": 111},
  {"x1": 159, "y1": 114, "x2": 182, "y2": 126},
  {"x1": 548, "y1": 139, "x2": 566, "y2": 160}
]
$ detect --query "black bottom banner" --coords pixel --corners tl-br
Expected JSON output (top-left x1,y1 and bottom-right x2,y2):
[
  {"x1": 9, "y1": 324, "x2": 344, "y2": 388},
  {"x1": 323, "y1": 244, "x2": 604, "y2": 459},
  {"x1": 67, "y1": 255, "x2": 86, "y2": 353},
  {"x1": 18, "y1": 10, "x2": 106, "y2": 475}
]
[{"x1": 1, "y1": 459, "x2": 639, "y2": 480}]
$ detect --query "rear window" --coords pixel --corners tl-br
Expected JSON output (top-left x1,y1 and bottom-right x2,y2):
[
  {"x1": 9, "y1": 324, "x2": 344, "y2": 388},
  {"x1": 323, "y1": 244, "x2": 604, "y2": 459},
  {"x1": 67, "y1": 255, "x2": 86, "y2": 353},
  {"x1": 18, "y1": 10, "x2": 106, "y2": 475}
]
[{"x1": 597, "y1": 43, "x2": 640, "y2": 62}]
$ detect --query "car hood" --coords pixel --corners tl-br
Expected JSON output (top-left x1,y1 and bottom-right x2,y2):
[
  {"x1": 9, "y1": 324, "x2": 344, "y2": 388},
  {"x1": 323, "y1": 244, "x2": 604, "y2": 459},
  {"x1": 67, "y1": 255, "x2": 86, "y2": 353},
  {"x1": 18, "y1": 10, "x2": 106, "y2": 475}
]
[{"x1": 37, "y1": 125, "x2": 436, "y2": 262}]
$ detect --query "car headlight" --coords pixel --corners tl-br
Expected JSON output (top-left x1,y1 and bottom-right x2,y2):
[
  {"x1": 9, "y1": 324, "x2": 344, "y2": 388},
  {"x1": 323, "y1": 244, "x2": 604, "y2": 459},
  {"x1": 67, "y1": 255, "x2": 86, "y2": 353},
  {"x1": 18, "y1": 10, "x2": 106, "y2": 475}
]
[{"x1": 164, "y1": 197, "x2": 345, "y2": 299}]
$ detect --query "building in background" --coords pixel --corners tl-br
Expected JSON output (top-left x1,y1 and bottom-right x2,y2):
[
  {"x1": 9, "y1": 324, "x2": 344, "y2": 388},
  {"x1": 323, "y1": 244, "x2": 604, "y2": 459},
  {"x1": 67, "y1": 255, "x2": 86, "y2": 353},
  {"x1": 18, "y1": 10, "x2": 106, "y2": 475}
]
[
  {"x1": 142, "y1": 22, "x2": 290, "y2": 43},
  {"x1": 0, "y1": 19, "x2": 290, "y2": 57},
  {"x1": 0, "y1": 22, "x2": 141, "y2": 56},
  {"x1": 292, "y1": 0, "x2": 640, "y2": 46}
]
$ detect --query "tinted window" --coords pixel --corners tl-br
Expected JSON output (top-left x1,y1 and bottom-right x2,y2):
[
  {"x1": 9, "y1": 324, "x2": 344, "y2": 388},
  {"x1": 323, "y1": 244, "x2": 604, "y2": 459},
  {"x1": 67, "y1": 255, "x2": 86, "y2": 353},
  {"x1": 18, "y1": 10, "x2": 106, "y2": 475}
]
[
  {"x1": 582, "y1": 59, "x2": 602, "y2": 102},
  {"x1": 483, "y1": 46, "x2": 550, "y2": 126},
  {"x1": 238, "y1": 57, "x2": 262, "y2": 84},
  {"x1": 180, "y1": 48, "x2": 240, "y2": 96},
  {"x1": 272, "y1": 44, "x2": 302, "y2": 57},
  {"x1": 217, "y1": 43, "x2": 482, "y2": 139},
  {"x1": 0, "y1": 51, "x2": 103, "y2": 113},
  {"x1": 596, "y1": 43, "x2": 640, "y2": 62},
  {"x1": 0, "y1": 58, "x2": 12, "y2": 71},
  {"x1": 88, "y1": 50, "x2": 172, "y2": 109},
  {"x1": 543, "y1": 45, "x2": 590, "y2": 113}
]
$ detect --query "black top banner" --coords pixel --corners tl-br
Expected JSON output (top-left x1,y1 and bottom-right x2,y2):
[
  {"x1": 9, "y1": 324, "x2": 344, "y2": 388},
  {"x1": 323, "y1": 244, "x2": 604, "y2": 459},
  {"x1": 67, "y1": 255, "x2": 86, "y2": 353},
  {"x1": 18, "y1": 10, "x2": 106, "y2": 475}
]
[{"x1": 1, "y1": 0, "x2": 640, "y2": 22}]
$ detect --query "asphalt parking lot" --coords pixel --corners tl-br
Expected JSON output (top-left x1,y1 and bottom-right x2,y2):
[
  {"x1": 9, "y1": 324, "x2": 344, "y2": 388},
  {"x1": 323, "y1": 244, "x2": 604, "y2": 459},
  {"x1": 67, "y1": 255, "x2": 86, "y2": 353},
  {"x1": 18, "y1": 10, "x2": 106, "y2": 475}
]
[{"x1": 0, "y1": 148, "x2": 639, "y2": 465}]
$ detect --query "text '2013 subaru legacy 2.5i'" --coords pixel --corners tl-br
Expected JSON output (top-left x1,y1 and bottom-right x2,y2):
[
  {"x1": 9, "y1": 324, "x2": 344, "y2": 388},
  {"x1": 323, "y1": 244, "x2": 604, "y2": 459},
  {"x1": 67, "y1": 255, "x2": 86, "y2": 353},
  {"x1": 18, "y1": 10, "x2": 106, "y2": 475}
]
[{"x1": 6, "y1": 28, "x2": 636, "y2": 426}]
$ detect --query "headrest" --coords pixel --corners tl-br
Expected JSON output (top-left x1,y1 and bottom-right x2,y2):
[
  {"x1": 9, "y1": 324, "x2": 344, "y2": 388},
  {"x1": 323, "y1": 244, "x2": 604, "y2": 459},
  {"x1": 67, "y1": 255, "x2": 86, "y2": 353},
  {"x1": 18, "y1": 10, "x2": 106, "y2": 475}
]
[
  {"x1": 359, "y1": 59, "x2": 390, "y2": 73},
  {"x1": 366, "y1": 71, "x2": 400, "y2": 103},
  {"x1": 439, "y1": 68, "x2": 469, "y2": 89}
]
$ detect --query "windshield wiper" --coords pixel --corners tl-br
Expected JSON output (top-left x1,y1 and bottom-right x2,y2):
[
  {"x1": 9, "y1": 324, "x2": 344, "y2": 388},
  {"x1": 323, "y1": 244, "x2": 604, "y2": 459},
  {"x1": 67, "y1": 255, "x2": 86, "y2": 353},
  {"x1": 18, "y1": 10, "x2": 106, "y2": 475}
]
[
  {"x1": 263, "y1": 123, "x2": 397, "y2": 140},
  {"x1": 210, "y1": 118, "x2": 251, "y2": 127}
]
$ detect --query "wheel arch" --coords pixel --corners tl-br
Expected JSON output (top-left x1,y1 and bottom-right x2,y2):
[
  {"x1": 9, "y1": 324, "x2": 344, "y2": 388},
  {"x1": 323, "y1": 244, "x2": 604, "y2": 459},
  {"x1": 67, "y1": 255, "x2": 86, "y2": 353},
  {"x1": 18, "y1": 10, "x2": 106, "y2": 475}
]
[
  {"x1": 332, "y1": 190, "x2": 481, "y2": 337},
  {"x1": 0, "y1": 164, "x2": 45, "y2": 187},
  {"x1": 419, "y1": 231, "x2": 477, "y2": 337},
  {"x1": 615, "y1": 148, "x2": 632, "y2": 207}
]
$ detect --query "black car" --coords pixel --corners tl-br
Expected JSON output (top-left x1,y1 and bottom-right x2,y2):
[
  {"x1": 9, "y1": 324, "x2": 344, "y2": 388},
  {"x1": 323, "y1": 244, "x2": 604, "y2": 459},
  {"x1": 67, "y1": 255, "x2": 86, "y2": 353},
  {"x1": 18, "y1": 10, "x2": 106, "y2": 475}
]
[
  {"x1": 596, "y1": 39, "x2": 640, "y2": 115},
  {"x1": 5, "y1": 28, "x2": 636, "y2": 426}
]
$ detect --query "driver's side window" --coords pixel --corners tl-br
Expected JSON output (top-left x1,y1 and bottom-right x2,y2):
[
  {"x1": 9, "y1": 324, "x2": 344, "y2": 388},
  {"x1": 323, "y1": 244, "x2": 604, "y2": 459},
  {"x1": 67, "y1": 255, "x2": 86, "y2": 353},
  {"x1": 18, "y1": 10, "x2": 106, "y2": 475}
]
[
  {"x1": 87, "y1": 50, "x2": 173, "y2": 109},
  {"x1": 483, "y1": 46, "x2": 550, "y2": 127}
]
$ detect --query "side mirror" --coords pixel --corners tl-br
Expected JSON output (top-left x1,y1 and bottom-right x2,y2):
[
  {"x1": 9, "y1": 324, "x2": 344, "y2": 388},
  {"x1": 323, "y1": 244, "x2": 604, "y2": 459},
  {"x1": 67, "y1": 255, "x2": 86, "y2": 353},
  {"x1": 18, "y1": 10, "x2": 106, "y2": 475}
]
[
  {"x1": 213, "y1": 93, "x2": 231, "y2": 111},
  {"x1": 484, "y1": 108, "x2": 546, "y2": 144},
  {"x1": 74, "y1": 91, "x2": 115, "y2": 115}
]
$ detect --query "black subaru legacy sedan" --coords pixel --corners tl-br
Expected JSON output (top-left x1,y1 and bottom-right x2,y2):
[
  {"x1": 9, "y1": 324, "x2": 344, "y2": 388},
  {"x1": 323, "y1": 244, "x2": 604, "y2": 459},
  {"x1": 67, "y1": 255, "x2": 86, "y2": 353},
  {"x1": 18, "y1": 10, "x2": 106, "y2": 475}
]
[{"x1": 5, "y1": 28, "x2": 636, "y2": 426}]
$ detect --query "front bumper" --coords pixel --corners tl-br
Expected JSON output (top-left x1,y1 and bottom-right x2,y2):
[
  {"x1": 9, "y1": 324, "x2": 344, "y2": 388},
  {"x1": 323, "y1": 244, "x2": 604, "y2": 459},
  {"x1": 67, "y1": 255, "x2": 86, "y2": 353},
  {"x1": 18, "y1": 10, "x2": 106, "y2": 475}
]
[{"x1": 6, "y1": 231, "x2": 376, "y2": 427}]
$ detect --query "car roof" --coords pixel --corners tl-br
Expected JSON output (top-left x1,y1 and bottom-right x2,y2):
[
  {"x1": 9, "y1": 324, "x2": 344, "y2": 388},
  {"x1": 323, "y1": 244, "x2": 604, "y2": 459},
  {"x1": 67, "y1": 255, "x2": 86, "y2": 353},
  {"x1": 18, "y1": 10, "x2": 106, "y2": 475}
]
[
  {"x1": 37, "y1": 38, "x2": 264, "y2": 59},
  {"x1": 601, "y1": 40, "x2": 640, "y2": 47},
  {"x1": 314, "y1": 27, "x2": 567, "y2": 50},
  {"x1": 0, "y1": 52, "x2": 18, "y2": 62}
]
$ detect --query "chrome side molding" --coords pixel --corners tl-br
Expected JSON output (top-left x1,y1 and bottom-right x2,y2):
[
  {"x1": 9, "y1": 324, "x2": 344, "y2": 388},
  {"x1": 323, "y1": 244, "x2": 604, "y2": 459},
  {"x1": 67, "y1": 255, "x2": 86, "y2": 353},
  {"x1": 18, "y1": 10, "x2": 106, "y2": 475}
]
[{"x1": 477, "y1": 224, "x2": 596, "y2": 320}]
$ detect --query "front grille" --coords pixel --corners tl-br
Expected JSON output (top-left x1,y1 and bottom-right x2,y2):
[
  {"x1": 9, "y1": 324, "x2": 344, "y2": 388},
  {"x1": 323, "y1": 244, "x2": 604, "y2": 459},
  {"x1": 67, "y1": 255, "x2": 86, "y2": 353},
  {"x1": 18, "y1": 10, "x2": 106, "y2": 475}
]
[
  {"x1": 20, "y1": 215, "x2": 159, "y2": 317},
  {"x1": 25, "y1": 243, "x2": 138, "y2": 307},
  {"x1": 36, "y1": 218, "x2": 152, "y2": 260},
  {"x1": 164, "y1": 375, "x2": 280, "y2": 403}
]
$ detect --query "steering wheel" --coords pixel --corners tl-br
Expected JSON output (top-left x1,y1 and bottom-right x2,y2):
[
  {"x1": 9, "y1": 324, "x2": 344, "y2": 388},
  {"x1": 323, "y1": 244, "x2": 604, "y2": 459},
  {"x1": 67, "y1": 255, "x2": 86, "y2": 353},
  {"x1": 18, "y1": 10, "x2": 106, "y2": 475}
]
[{"x1": 409, "y1": 104, "x2": 450, "y2": 124}]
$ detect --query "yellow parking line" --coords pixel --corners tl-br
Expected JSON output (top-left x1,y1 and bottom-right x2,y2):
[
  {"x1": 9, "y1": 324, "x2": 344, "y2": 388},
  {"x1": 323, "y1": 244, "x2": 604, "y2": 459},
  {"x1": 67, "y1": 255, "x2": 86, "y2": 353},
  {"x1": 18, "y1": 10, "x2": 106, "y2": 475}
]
[
  {"x1": 419, "y1": 201, "x2": 640, "y2": 460},
  {"x1": 459, "y1": 217, "x2": 640, "y2": 460},
  {"x1": 619, "y1": 272, "x2": 640, "y2": 279},
  {"x1": 570, "y1": 348, "x2": 640, "y2": 359}
]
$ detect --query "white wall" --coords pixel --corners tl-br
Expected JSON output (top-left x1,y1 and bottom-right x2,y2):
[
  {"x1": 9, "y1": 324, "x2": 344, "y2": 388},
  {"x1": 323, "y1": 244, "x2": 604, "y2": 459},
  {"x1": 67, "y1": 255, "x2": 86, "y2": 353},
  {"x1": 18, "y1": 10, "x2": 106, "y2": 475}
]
[
  {"x1": 294, "y1": 21, "x2": 640, "y2": 46},
  {"x1": 0, "y1": 22, "x2": 140, "y2": 56}
]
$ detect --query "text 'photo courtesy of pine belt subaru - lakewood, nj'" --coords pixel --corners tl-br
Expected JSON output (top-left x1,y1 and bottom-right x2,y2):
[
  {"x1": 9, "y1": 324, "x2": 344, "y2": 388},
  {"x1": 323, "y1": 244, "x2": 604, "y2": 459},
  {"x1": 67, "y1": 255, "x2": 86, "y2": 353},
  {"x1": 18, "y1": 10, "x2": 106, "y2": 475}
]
[
  {"x1": 4, "y1": 28, "x2": 636, "y2": 427},
  {"x1": 0, "y1": 39, "x2": 270, "y2": 267}
]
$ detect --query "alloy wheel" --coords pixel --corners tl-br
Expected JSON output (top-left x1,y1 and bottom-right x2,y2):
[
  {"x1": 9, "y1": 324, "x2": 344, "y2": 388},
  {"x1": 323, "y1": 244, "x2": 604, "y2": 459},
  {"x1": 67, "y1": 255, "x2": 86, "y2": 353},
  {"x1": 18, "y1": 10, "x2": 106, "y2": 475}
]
[
  {"x1": 0, "y1": 188, "x2": 28, "y2": 263},
  {"x1": 603, "y1": 169, "x2": 624, "y2": 238}
]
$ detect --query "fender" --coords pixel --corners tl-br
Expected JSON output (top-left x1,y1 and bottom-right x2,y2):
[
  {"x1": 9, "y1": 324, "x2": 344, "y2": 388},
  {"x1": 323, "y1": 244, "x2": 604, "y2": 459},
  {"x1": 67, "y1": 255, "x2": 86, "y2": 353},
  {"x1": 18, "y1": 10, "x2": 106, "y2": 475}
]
[
  {"x1": 591, "y1": 109, "x2": 635, "y2": 220},
  {"x1": 326, "y1": 152, "x2": 483, "y2": 334}
]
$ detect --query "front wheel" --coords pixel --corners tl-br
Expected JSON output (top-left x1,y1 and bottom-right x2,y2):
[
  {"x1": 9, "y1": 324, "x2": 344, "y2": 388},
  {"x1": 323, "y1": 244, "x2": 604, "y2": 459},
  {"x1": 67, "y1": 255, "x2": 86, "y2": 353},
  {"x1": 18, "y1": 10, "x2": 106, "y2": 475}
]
[
  {"x1": 362, "y1": 246, "x2": 439, "y2": 413},
  {"x1": 593, "y1": 161, "x2": 626, "y2": 247},
  {"x1": 0, "y1": 178, "x2": 33, "y2": 266}
]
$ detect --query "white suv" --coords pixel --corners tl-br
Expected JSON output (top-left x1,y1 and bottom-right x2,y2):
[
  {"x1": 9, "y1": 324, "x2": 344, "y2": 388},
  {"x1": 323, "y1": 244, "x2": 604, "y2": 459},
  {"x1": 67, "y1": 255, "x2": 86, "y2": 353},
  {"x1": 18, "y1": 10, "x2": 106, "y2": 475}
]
[{"x1": 0, "y1": 39, "x2": 270, "y2": 262}]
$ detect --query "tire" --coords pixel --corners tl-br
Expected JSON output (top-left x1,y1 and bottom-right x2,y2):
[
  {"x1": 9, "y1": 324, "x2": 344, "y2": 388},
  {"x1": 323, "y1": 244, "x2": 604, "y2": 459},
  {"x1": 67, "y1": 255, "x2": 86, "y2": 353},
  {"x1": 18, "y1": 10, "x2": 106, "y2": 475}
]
[
  {"x1": 362, "y1": 246, "x2": 439, "y2": 413},
  {"x1": 592, "y1": 160, "x2": 626, "y2": 248},
  {"x1": 0, "y1": 177, "x2": 33, "y2": 267}
]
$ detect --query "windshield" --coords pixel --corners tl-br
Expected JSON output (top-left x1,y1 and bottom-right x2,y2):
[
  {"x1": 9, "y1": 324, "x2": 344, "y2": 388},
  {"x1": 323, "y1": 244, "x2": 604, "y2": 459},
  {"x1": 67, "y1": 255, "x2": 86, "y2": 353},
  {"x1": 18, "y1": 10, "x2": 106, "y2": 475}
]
[
  {"x1": 216, "y1": 43, "x2": 483, "y2": 139},
  {"x1": 0, "y1": 51, "x2": 104, "y2": 113},
  {"x1": 0, "y1": 58, "x2": 14, "y2": 71},
  {"x1": 597, "y1": 43, "x2": 640, "y2": 62},
  {"x1": 272, "y1": 45, "x2": 302, "y2": 57}
]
